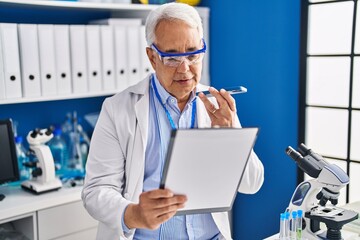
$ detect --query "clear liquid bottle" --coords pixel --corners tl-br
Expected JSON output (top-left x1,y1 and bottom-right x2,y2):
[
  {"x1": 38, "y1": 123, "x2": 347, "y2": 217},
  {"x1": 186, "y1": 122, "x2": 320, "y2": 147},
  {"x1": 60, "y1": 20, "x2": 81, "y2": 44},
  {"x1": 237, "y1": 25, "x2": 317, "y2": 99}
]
[
  {"x1": 297, "y1": 210, "x2": 303, "y2": 240},
  {"x1": 285, "y1": 211, "x2": 290, "y2": 240},
  {"x1": 291, "y1": 211, "x2": 297, "y2": 240},
  {"x1": 67, "y1": 112, "x2": 84, "y2": 173},
  {"x1": 279, "y1": 213, "x2": 286, "y2": 240},
  {"x1": 61, "y1": 112, "x2": 73, "y2": 153},
  {"x1": 48, "y1": 127, "x2": 68, "y2": 175},
  {"x1": 15, "y1": 136, "x2": 31, "y2": 181}
]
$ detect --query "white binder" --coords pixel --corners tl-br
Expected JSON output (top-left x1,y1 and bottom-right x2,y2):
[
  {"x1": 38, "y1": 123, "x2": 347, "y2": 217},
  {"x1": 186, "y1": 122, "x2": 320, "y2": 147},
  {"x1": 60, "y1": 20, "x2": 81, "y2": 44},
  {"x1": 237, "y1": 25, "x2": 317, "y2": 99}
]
[
  {"x1": 70, "y1": 25, "x2": 88, "y2": 94},
  {"x1": 18, "y1": 24, "x2": 42, "y2": 98},
  {"x1": 100, "y1": 25, "x2": 116, "y2": 91},
  {"x1": 0, "y1": 32, "x2": 5, "y2": 100},
  {"x1": 38, "y1": 24, "x2": 57, "y2": 96},
  {"x1": 0, "y1": 44, "x2": 6, "y2": 100},
  {"x1": 54, "y1": 25, "x2": 72, "y2": 95},
  {"x1": 86, "y1": 25, "x2": 102, "y2": 93},
  {"x1": 90, "y1": 18, "x2": 142, "y2": 26},
  {"x1": 0, "y1": 23, "x2": 22, "y2": 99},
  {"x1": 114, "y1": 25, "x2": 129, "y2": 91},
  {"x1": 127, "y1": 26, "x2": 141, "y2": 86},
  {"x1": 139, "y1": 25, "x2": 153, "y2": 79}
]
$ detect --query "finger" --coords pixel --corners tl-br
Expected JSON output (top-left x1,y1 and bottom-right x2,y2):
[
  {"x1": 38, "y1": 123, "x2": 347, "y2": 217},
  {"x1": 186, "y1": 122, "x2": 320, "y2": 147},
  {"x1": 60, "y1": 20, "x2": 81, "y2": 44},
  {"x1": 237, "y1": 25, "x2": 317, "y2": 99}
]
[
  {"x1": 155, "y1": 202, "x2": 186, "y2": 220},
  {"x1": 198, "y1": 90, "x2": 219, "y2": 114},
  {"x1": 152, "y1": 195, "x2": 187, "y2": 209},
  {"x1": 143, "y1": 189, "x2": 174, "y2": 200},
  {"x1": 209, "y1": 87, "x2": 229, "y2": 109},
  {"x1": 219, "y1": 89, "x2": 236, "y2": 112},
  {"x1": 156, "y1": 210, "x2": 177, "y2": 224}
]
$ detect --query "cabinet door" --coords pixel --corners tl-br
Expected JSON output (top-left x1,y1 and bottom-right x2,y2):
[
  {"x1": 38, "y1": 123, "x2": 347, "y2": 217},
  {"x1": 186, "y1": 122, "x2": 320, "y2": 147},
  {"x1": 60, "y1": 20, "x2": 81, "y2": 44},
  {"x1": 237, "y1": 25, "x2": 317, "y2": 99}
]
[
  {"x1": 53, "y1": 228, "x2": 97, "y2": 240},
  {"x1": 37, "y1": 200, "x2": 97, "y2": 240}
]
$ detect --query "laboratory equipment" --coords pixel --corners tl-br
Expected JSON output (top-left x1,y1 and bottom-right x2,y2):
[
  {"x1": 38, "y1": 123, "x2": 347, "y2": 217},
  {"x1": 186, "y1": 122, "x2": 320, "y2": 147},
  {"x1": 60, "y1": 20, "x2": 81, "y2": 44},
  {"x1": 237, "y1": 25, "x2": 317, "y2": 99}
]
[
  {"x1": 0, "y1": 119, "x2": 20, "y2": 200},
  {"x1": 48, "y1": 127, "x2": 68, "y2": 174},
  {"x1": 285, "y1": 143, "x2": 358, "y2": 240},
  {"x1": 297, "y1": 210, "x2": 303, "y2": 240},
  {"x1": 279, "y1": 213, "x2": 286, "y2": 240},
  {"x1": 291, "y1": 211, "x2": 297, "y2": 240},
  {"x1": 67, "y1": 112, "x2": 83, "y2": 172},
  {"x1": 15, "y1": 136, "x2": 31, "y2": 180},
  {"x1": 21, "y1": 127, "x2": 62, "y2": 194},
  {"x1": 285, "y1": 211, "x2": 290, "y2": 239}
]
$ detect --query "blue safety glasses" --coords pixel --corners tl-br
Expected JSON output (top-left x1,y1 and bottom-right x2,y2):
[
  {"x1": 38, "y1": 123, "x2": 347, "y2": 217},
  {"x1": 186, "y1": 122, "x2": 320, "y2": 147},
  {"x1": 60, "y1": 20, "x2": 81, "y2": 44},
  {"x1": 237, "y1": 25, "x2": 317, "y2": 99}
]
[{"x1": 151, "y1": 38, "x2": 207, "y2": 67}]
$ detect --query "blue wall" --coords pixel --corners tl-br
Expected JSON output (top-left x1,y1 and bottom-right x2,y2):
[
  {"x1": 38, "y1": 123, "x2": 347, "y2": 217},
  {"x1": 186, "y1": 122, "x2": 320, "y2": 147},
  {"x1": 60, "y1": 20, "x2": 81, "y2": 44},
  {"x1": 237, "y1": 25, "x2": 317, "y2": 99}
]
[{"x1": 200, "y1": 0, "x2": 301, "y2": 239}]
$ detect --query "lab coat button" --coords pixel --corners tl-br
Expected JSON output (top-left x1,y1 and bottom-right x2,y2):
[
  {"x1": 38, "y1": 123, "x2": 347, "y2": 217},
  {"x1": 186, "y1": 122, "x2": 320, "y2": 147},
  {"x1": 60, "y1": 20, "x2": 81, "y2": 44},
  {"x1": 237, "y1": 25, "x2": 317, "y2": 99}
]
[{"x1": 124, "y1": 193, "x2": 130, "y2": 199}]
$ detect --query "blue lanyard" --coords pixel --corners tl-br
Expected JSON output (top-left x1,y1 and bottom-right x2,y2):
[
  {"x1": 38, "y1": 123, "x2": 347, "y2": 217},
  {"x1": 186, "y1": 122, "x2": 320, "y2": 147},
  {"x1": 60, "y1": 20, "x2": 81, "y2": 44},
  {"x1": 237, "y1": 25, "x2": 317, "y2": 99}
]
[{"x1": 151, "y1": 75, "x2": 196, "y2": 130}]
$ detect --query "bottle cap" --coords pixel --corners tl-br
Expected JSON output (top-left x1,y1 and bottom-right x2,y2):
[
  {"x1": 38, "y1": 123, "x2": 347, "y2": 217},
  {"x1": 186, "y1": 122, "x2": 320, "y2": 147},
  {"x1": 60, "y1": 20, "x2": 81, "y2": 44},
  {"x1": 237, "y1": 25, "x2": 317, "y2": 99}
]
[
  {"x1": 285, "y1": 212, "x2": 290, "y2": 219},
  {"x1": 15, "y1": 136, "x2": 23, "y2": 144},
  {"x1": 53, "y1": 127, "x2": 62, "y2": 136},
  {"x1": 280, "y1": 213, "x2": 285, "y2": 220},
  {"x1": 297, "y1": 210, "x2": 303, "y2": 217},
  {"x1": 292, "y1": 211, "x2": 297, "y2": 218}
]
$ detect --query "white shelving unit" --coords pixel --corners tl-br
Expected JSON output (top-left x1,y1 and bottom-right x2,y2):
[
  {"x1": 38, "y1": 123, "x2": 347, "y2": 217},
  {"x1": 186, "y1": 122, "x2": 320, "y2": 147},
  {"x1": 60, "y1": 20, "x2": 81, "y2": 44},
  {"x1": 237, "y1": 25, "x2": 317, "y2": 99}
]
[{"x1": 0, "y1": 0, "x2": 210, "y2": 105}]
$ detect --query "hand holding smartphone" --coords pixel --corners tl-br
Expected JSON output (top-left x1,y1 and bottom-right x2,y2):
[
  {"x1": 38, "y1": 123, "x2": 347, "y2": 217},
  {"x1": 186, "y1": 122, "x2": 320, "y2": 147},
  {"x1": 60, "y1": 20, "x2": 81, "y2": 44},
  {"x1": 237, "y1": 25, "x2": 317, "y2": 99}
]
[{"x1": 197, "y1": 86, "x2": 247, "y2": 97}]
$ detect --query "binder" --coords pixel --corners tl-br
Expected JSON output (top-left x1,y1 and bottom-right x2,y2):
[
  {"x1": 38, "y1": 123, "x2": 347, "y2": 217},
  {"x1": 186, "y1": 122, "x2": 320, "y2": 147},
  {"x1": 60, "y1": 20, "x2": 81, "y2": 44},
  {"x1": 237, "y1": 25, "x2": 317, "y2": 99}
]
[
  {"x1": 18, "y1": 24, "x2": 42, "y2": 98},
  {"x1": 70, "y1": 25, "x2": 88, "y2": 94},
  {"x1": 0, "y1": 32, "x2": 5, "y2": 100},
  {"x1": 114, "y1": 25, "x2": 129, "y2": 91},
  {"x1": 127, "y1": 26, "x2": 141, "y2": 86},
  {"x1": 100, "y1": 25, "x2": 116, "y2": 91},
  {"x1": 0, "y1": 56, "x2": 4, "y2": 100},
  {"x1": 54, "y1": 25, "x2": 72, "y2": 95},
  {"x1": 139, "y1": 25, "x2": 153, "y2": 79},
  {"x1": 92, "y1": 18, "x2": 142, "y2": 90},
  {"x1": 86, "y1": 25, "x2": 102, "y2": 93},
  {"x1": 90, "y1": 18, "x2": 142, "y2": 26},
  {"x1": 0, "y1": 23, "x2": 22, "y2": 100},
  {"x1": 38, "y1": 24, "x2": 57, "y2": 96}
]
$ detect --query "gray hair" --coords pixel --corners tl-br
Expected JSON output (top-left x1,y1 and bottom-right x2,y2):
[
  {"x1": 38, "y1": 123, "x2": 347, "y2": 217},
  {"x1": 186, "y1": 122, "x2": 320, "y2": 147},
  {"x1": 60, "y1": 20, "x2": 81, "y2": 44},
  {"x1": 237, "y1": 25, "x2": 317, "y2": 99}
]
[{"x1": 145, "y1": 2, "x2": 203, "y2": 46}]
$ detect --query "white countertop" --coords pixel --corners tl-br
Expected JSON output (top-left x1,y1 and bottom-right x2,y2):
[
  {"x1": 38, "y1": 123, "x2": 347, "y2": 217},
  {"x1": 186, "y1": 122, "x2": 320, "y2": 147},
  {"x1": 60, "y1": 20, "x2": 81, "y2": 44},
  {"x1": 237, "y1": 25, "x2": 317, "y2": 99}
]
[{"x1": 0, "y1": 184, "x2": 83, "y2": 221}]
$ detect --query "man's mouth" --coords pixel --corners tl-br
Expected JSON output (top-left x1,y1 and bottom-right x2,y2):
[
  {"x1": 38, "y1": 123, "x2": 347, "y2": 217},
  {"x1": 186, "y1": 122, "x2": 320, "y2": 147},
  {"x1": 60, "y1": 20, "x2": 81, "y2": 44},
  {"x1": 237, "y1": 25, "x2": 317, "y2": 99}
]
[{"x1": 174, "y1": 77, "x2": 193, "y2": 82}]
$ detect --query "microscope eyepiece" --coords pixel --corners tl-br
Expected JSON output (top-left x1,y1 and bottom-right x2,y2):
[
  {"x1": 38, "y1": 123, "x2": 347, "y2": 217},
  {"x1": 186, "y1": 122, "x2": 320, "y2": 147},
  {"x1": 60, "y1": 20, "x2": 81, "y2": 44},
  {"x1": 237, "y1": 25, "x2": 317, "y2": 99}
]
[
  {"x1": 298, "y1": 143, "x2": 310, "y2": 156},
  {"x1": 285, "y1": 146, "x2": 303, "y2": 162},
  {"x1": 30, "y1": 128, "x2": 41, "y2": 138},
  {"x1": 45, "y1": 125, "x2": 54, "y2": 136},
  {"x1": 286, "y1": 145, "x2": 322, "y2": 178}
]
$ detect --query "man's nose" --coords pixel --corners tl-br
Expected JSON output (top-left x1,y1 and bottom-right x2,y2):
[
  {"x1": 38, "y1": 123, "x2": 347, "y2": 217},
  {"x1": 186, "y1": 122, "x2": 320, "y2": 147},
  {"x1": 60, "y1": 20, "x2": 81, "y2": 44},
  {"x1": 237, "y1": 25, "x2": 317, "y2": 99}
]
[{"x1": 177, "y1": 60, "x2": 190, "y2": 73}]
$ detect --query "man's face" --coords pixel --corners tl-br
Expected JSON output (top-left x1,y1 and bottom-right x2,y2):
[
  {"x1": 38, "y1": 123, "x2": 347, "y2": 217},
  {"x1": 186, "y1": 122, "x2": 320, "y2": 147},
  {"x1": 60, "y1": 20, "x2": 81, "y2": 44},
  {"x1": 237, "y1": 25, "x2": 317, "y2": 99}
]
[{"x1": 146, "y1": 20, "x2": 203, "y2": 103}]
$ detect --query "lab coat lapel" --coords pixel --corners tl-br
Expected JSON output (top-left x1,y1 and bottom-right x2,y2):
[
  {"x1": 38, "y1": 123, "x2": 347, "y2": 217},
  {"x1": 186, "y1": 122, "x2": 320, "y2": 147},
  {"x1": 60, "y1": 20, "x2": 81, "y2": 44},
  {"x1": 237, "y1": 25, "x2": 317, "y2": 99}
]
[{"x1": 127, "y1": 77, "x2": 150, "y2": 200}]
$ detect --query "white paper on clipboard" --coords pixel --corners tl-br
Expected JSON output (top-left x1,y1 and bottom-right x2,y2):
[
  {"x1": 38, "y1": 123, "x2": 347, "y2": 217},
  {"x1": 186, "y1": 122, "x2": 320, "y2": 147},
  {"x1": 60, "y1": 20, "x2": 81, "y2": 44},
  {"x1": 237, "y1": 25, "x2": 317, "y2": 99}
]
[{"x1": 160, "y1": 127, "x2": 259, "y2": 215}]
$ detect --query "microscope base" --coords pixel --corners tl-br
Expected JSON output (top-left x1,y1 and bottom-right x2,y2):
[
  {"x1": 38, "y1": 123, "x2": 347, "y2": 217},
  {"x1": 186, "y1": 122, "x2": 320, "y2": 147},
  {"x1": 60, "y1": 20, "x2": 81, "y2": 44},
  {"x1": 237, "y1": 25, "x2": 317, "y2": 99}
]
[{"x1": 21, "y1": 178, "x2": 62, "y2": 194}]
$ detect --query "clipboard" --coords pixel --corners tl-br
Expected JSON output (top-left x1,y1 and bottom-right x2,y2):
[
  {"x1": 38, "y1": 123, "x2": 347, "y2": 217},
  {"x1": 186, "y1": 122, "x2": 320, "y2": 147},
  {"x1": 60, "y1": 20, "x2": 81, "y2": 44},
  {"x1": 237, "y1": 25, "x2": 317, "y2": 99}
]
[{"x1": 160, "y1": 127, "x2": 259, "y2": 215}]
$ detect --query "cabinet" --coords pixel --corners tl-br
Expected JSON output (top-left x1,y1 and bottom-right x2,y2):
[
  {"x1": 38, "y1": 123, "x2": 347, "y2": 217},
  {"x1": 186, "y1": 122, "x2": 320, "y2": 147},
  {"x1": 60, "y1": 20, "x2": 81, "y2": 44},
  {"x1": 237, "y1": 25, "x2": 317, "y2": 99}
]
[
  {"x1": 0, "y1": 185, "x2": 97, "y2": 240},
  {"x1": 0, "y1": 0, "x2": 210, "y2": 105}
]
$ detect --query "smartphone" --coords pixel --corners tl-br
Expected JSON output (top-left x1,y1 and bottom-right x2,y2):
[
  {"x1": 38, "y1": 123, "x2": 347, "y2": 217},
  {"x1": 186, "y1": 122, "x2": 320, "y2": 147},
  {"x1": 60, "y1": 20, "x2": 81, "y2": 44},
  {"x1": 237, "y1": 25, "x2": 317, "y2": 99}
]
[{"x1": 197, "y1": 86, "x2": 247, "y2": 97}]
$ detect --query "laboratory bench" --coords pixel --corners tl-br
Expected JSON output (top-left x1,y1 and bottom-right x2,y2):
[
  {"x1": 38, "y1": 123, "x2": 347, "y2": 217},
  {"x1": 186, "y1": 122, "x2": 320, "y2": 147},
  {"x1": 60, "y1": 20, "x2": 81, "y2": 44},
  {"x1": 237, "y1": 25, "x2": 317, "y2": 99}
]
[{"x1": 0, "y1": 184, "x2": 97, "y2": 240}]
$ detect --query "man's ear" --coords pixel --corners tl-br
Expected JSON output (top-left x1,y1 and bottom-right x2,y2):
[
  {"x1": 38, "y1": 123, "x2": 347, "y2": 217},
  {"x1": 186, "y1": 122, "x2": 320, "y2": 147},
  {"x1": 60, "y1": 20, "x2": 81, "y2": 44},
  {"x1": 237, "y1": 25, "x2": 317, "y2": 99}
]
[{"x1": 146, "y1": 47, "x2": 157, "y2": 70}]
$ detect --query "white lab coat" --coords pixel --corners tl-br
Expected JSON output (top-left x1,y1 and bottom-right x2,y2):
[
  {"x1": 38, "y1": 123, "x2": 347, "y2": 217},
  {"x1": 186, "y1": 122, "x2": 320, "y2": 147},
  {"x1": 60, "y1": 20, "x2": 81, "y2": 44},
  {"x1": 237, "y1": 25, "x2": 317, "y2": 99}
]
[{"x1": 82, "y1": 75, "x2": 264, "y2": 240}]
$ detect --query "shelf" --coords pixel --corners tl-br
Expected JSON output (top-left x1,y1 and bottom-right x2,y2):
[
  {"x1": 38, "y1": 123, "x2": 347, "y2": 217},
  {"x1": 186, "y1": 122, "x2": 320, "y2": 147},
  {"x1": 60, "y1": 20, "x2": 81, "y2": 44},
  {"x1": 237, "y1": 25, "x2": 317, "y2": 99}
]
[
  {"x1": 0, "y1": 0, "x2": 209, "y2": 17},
  {"x1": 0, "y1": 90, "x2": 117, "y2": 105}
]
